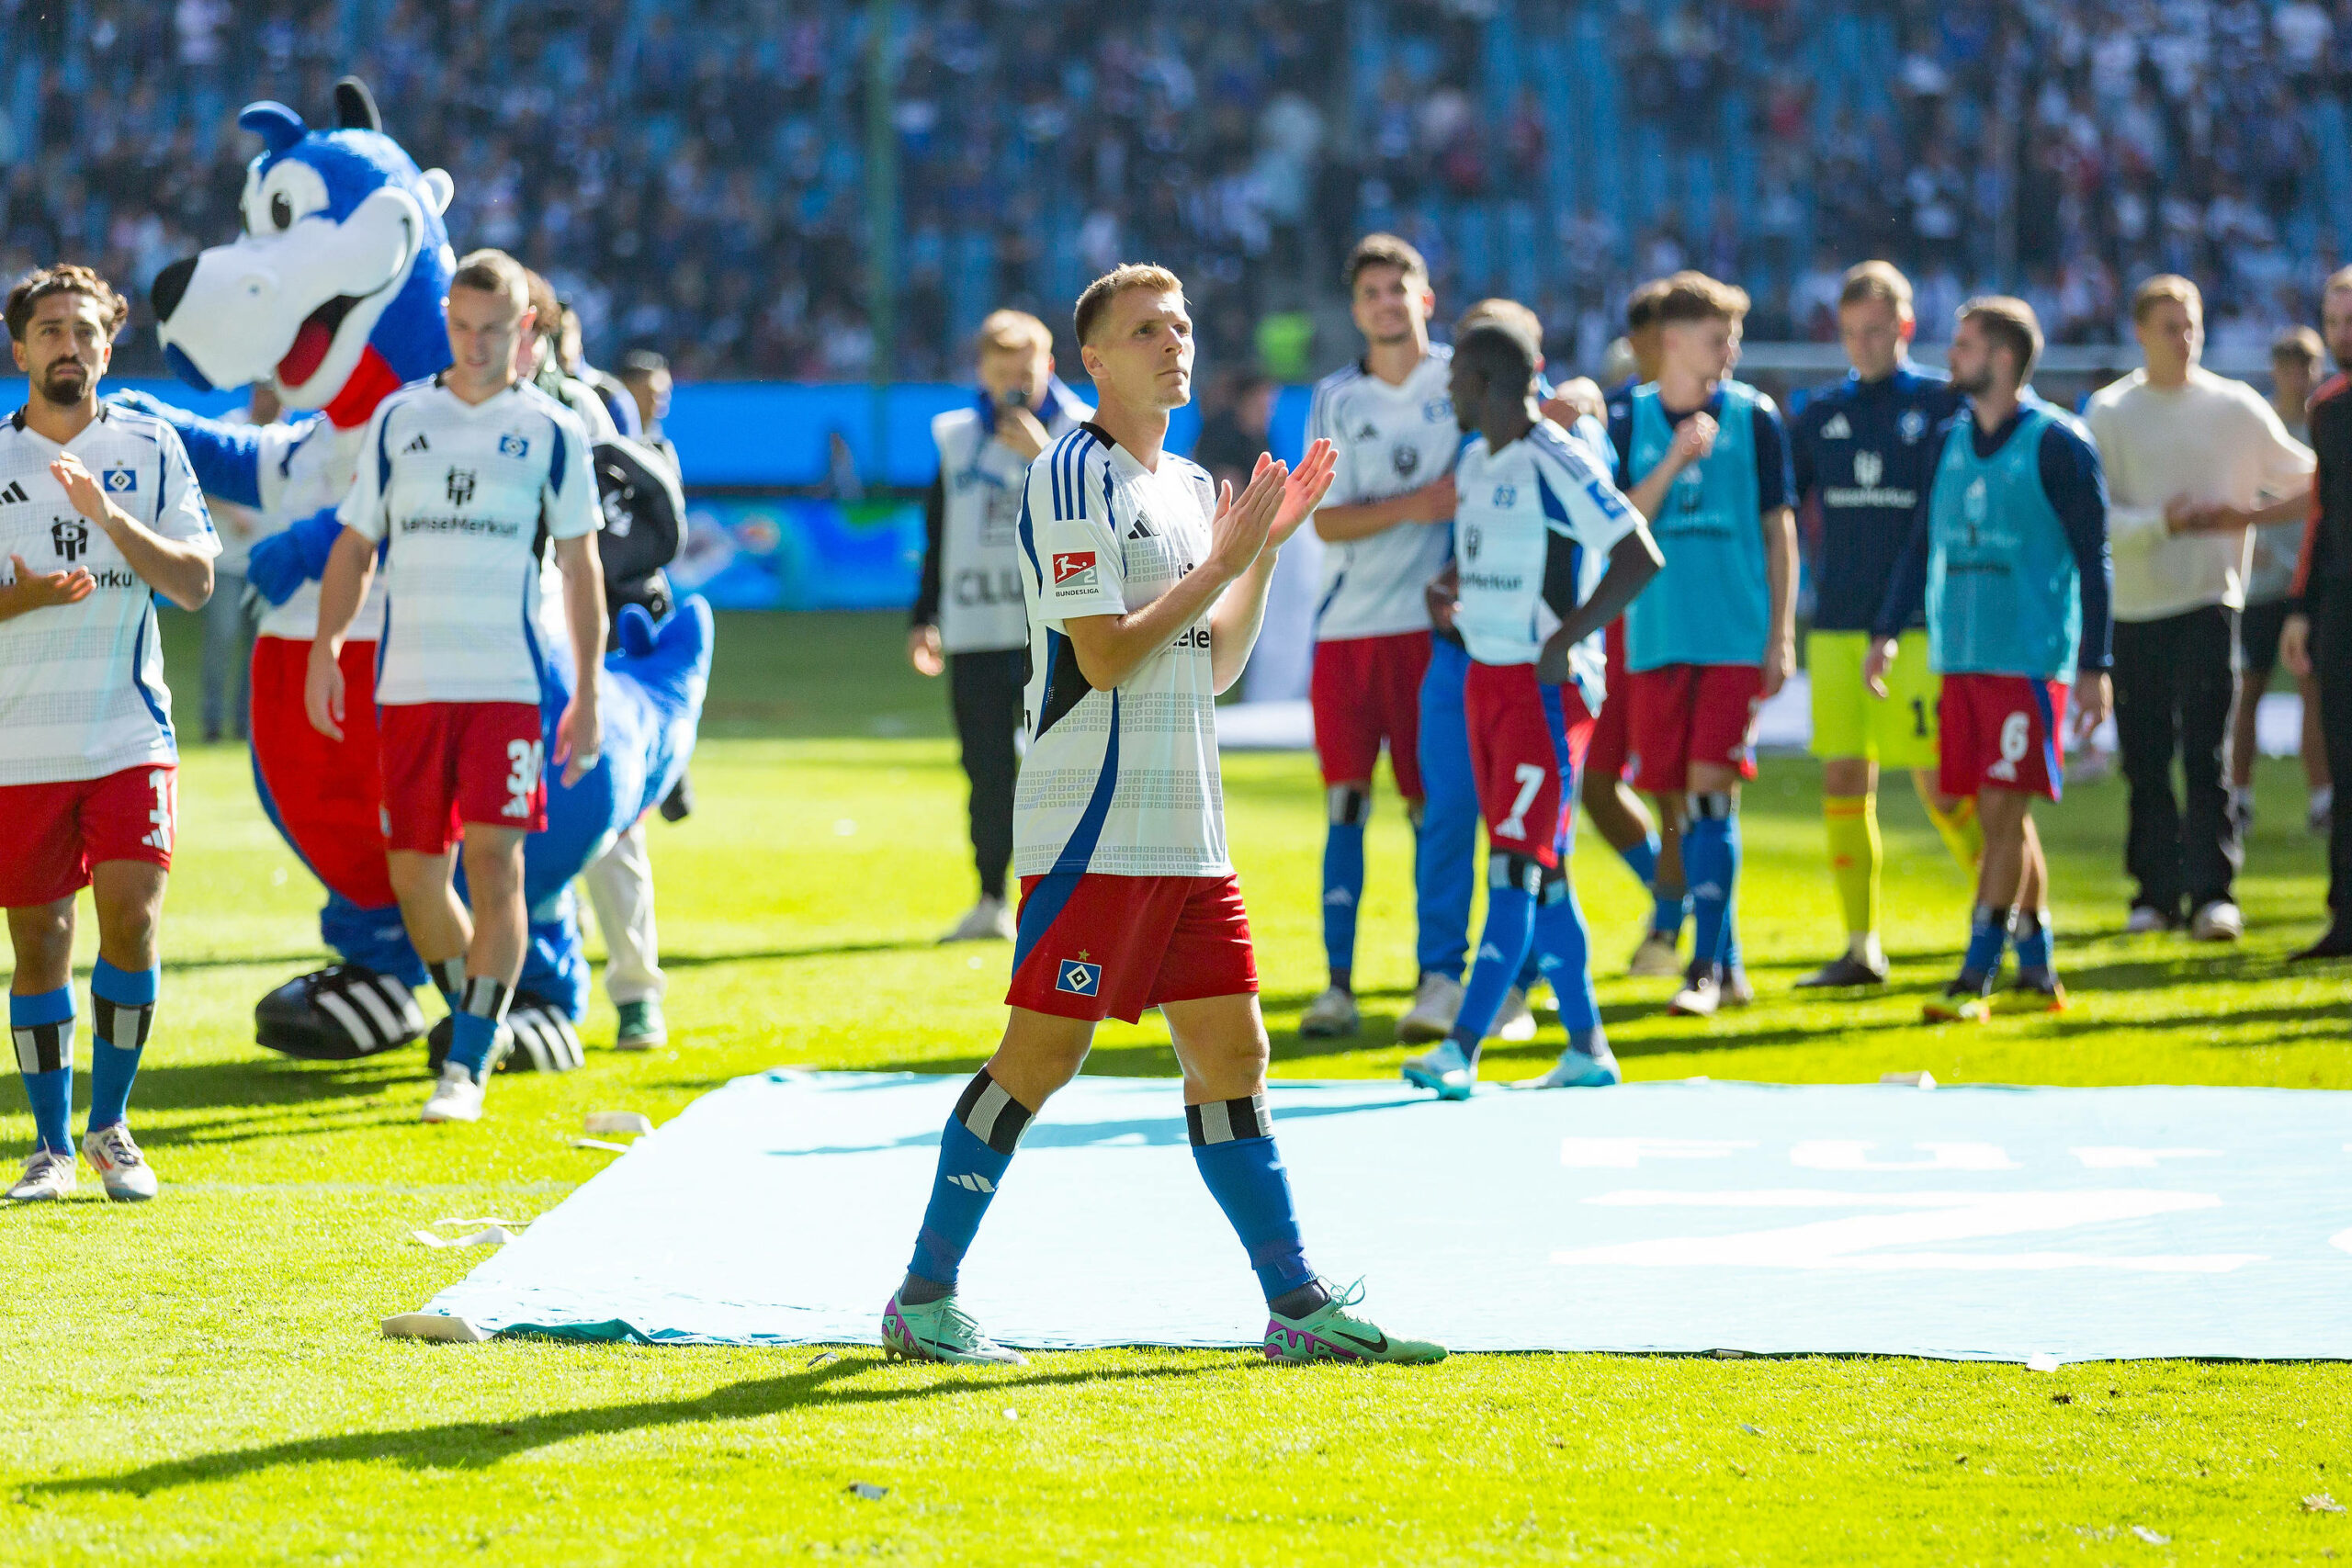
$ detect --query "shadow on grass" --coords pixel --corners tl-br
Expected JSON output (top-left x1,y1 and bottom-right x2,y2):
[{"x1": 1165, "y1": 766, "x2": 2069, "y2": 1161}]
[{"x1": 37, "y1": 1352, "x2": 1227, "y2": 1496}]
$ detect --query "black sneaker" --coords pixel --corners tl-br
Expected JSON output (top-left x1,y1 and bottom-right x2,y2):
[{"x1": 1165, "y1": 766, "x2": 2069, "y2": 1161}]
[{"x1": 1795, "y1": 953, "x2": 1890, "y2": 989}]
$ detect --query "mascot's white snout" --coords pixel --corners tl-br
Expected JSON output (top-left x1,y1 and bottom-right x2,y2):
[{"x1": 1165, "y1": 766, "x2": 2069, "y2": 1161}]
[{"x1": 155, "y1": 182, "x2": 435, "y2": 409}]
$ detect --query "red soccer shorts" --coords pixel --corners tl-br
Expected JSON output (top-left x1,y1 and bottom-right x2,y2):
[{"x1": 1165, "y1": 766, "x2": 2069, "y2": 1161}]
[
  {"x1": 1625, "y1": 662, "x2": 1764, "y2": 795},
  {"x1": 1464, "y1": 661, "x2": 1595, "y2": 868},
  {"x1": 377, "y1": 701, "x2": 548, "y2": 854},
  {"x1": 1008, "y1": 872, "x2": 1258, "y2": 1024},
  {"x1": 1584, "y1": 617, "x2": 1634, "y2": 785},
  {"x1": 1310, "y1": 629, "x2": 1430, "y2": 795},
  {"x1": 1939, "y1": 672, "x2": 2070, "y2": 801},
  {"x1": 0, "y1": 765, "x2": 175, "y2": 908}
]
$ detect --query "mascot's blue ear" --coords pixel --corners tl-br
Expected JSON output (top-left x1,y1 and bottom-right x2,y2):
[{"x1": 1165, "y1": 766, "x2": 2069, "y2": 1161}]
[{"x1": 238, "y1": 102, "x2": 307, "y2": 155}]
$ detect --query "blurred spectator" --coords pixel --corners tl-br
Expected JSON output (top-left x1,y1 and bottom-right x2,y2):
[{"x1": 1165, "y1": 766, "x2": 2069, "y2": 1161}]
[{"x1": 7, "y1": 0, "x2": 2348, "y2": 384}]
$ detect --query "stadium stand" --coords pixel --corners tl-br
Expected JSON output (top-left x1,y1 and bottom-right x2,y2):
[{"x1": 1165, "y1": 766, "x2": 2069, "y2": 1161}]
[{"x1": 7, "y1": 0, "x2": 2350, "y2": 378}]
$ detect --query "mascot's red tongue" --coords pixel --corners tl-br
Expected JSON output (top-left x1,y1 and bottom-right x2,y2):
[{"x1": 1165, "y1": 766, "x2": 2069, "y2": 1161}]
[{"x1": 277, "y1": 315, "x2": 334, "y2": 388}]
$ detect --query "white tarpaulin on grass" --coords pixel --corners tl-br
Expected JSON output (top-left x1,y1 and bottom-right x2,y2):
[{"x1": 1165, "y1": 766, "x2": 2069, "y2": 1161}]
[{"x1": 403, "y1": 1071, "x2": 2352, "y2": 1362}]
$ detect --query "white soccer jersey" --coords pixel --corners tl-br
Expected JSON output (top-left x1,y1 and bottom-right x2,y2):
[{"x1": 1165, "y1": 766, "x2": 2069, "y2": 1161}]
[
  {"x1": 1306, "y1": 347, "x2": 1460, "y2": 641},
  {"x1": 1013, "y1": 423, "x2": 1229, "y2": 878},
  {"x1": 337, "y1": 378, "x2": 598, "y2": 705},
  {"x1": 249, "y1": 415, "x2": 387, "y2": 641},
  {"x1": 0, "y1": 403, "x2": 218, "y2": 785},
  {"x1": 1452, "y1": 419, "x2": 1639, "y2": 708}
]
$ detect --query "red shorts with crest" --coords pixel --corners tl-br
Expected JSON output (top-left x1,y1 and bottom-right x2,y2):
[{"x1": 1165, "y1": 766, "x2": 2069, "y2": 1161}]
[
  {"x1": 1007, "y1": 873, "x2": 1257, "y2": 1024},
  {"x1": 378, "y1": 701, "x2": 548, "y2": 854},
  {"x1": 1939, "y1": 673, "x2": 2070, "y2": 801},
  {"x1": 1464, "y1": 662, "x2": 1595, "y2": 869},
  {"x1": 0, "y1": 765, "x2": 175, "y2": 908}
]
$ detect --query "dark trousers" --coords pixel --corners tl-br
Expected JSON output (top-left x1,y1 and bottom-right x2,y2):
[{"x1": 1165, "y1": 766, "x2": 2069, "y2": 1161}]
[
  {"x1": 949, "y1": 648, "x2": 1025, "y2": 902},
  {"x1": 2315, "y1": 584, "x2": 2352, "y2": 918},
  {"x1": 2112, "y1": 604, "x2": 2242, "y2": 916}
]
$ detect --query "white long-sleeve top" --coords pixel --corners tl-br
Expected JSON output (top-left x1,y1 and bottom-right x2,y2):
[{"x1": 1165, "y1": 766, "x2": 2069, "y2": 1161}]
[{"x1": 2083, "y1": 366, "x2": 2314, "y2": 622}]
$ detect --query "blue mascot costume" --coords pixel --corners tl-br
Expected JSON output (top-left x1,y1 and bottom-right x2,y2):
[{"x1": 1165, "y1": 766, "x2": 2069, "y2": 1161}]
[{"x1": 119, "y1": 79, "x2": 712, "y2": 1067}]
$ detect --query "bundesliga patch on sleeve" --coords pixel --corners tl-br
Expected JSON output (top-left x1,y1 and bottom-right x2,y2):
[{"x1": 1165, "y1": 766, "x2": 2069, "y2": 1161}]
[{"x1": 1051, "y1": 551, "x2": 1100, "y2": 594}]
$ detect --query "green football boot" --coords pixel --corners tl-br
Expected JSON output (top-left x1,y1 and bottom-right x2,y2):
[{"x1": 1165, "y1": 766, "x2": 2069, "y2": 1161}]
[
  {"x1": 614, "y1": 997, "x2": 667, "y2": 1051},
  {"x1": 881, "y1": 1290, "x2": 1025, "y2": 1366},
  {"x1": 1263, "y1": 1279, "x2": 1446, "y2": 1365}
]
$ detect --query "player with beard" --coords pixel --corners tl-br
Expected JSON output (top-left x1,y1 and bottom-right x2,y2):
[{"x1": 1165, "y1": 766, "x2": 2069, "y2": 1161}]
[
  {"x1": 0, "y1": 265, "x2": 218, "y2": 1201},
  {"x1": 1870, "y1": 298, "x2": 2113, "y2": 1019}
]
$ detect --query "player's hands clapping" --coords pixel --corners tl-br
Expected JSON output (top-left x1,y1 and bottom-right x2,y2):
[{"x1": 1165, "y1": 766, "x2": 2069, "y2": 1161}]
[
  {"x1": 5, "y1": 553, "x2": 95, "y2": 613},
  {"x1": 1268, "y1": 438, "x2": 1338, "y2": 547},
  {"x1": 1205, "y1": 457, "x2": 1289, "y2": 582}
]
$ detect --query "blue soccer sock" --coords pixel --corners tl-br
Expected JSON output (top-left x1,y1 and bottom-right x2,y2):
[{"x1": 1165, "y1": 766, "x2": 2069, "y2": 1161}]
[
  {"x1": 446, "y1": 976, "x2": 512, "y2": 1079},
  {"x1": 1618, "y1": 831, "x2": 1660, "y2": 891},
  {"x1": 1683, "y1": 795, "x2": 1740, "y2": 971},
  {"x1": 904, "y1": 1069, "x2": 1033, "y2": 1301},
  {"x1": 1448, "y1": 856, "x2": 1539, "y2": 1052},
  {"x1": 86, "y1": 958, "x2": 158, "y2": 1134},
  {"x1": 10, "y1": 987, "x2": 75, "y2": 1154},
  {"x1": 1533, "y1": 867, "x2": 1602, "y2": 1035},
  {"x1": 2010, "y1": 907, "x2": 2055, "y2": 976},
  {"x1": 1321, "y1": 792, "x2": 1368, "y2": 987},
  {"x1": 1960, "y1": 906, "x2": 2008, "y2": 988},
  {"x1": 1189, "y1": 1093, "x2": 1320, "y2": 1311}
]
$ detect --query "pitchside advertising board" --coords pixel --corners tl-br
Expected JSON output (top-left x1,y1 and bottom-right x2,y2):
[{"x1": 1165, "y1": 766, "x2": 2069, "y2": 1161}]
[{"x1": 121, "y1": 379, "x2": 1319, "y2": 615}]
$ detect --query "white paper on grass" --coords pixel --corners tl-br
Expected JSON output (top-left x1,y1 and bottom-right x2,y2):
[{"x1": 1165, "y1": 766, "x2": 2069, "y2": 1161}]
[{"x1": 585, "y1": 1111, "x2": 655, "y2": 1136}]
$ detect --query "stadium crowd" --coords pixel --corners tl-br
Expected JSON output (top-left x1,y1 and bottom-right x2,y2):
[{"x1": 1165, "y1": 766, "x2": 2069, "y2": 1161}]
[{"x1": 12, "y1": 0, "x2": 2352, "y2": 380}]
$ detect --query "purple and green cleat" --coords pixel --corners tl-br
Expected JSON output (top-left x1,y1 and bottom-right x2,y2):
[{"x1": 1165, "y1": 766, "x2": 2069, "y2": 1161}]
[
  {"x1": 1263, "y1": 1279, "x2": 1446, "y2": 1365},
  {"x1": 881, "y1": 1291, "x2": 1025, "y2": 1366}
]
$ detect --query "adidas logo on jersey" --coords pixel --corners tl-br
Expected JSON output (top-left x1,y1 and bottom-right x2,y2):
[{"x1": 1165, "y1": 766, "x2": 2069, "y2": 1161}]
[
  {"x1": 1125, "y1": 517, "x2": 1155, "y2": 541},
  {"x1": 1819, "y1": 413, "x2": 1851, "y2": 439},
  {"x1": 0, "y1": 480, "x2": 28, "y2": 504},
  {"x1": 402, "y1": 432, "x2": 430, "y2": 454}
]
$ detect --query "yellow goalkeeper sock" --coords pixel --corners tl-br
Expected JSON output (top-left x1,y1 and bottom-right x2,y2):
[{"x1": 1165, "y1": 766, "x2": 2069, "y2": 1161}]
[
  {"x1": 1926, "y1": 795, "x2": 1984, "y2": 879},
  {"x1": 1824, "y1": 794, "x2": 1880, "y2": 942}
]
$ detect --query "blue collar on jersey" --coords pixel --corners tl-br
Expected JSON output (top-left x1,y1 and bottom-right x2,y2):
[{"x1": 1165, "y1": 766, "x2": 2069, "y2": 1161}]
[{"x1": 974, "y1": 375, "x2": 1085, "y2": 435}]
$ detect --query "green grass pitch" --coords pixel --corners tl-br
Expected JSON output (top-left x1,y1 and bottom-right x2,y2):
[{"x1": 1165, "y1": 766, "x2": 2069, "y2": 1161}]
[{"x1": 3, "y1": 609, "x2": 2346, "y2": 1565}]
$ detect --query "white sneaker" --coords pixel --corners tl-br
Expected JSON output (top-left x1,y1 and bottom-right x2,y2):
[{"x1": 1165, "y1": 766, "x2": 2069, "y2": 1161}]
[
  {"x1": 6, "y1": 1147, "x2": 75, "y2": 1201},
  {"x1": 81, "y1": 1123, "x2": 158, "y2": 1201},
  {"x1": 2125, "y1": 906, "x2": 2177, "y2": 935},
  {"x1": 2189, "y1": 900, "x2": 2245, "y2": 942},
  {"x1": 1667, "y1": 971, "x2": 1721, "y2": 1018},
  {"x1": 422, "y1": 1062, "x2": 487, "y2": 1123},
  {"x1": 1627, "y1": 932, "x2": 1682, "y2": 977},
  {"x1": 940, "y1": 896, "x2": 1016, "y2": 943},
  {"x1": 1491, "y1": 987, "x2": 1538, "y2": 1043},
  {"x1": 1396, "y1": 972, "x2": 1464, "y2": 1043},
  {"x1": 1297, "y1": 986, "x2": 1361, "y2": 1038}
]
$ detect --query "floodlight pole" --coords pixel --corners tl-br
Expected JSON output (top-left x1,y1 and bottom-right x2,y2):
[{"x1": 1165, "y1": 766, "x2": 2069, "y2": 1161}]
[{"x1": 865, "y1": 0, "x2": 899, "y2": 489}]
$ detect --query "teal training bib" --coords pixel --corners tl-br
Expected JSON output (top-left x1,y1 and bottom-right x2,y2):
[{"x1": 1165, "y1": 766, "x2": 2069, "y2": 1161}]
[
  {"x1": 1927, "y1": 399, "x2": 2083, "y2": 683},
  {"x1": 1623, "y1": 381, "x2": 1770, "y2": 671}
]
